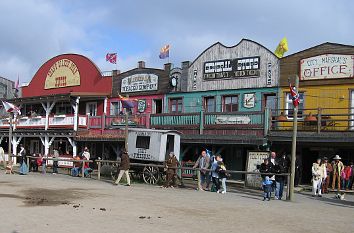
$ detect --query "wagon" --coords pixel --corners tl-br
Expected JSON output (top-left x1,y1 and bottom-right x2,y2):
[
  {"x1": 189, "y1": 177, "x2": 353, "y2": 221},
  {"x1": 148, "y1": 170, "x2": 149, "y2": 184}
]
[{"x1": 112, "y1": 128, "x2": 181, "y2": 184}]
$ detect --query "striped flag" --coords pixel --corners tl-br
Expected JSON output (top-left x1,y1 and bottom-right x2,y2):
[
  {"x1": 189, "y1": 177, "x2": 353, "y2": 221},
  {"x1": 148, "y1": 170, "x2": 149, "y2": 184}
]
[
  {"x1": 106, "y1": 53, "x2": 117, "y2": 64},
  {"x1": 1, "y1": 101, "x2": 21, "y2": 115},
  {"x1": 289, "y1": 83, "x2": 299, "y2": 107},
  {"x1": 159, "y1": 45, "x2": 170, "y2": 59}
]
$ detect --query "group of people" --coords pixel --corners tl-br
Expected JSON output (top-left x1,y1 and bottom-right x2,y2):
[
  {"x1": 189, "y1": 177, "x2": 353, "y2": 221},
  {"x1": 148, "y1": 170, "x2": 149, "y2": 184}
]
[
  {"x1": 260, "y1": 152, "x2": 289, "y2": 201},
  {"x1": 192, "y1": 150, "x2": 229, "y2": 194},
  {"x1": 71, "y1": 147, "x2": 92, "y2": 177},
  {"x1": 312, "y1": 155, "x2": 353, "y2": 197}
]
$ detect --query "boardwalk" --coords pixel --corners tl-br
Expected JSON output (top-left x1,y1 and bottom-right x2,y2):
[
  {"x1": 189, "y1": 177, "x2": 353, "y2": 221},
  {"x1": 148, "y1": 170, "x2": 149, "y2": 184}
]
[{"x1": 0, "y1": 173, "x2": 353, "y2": 233}]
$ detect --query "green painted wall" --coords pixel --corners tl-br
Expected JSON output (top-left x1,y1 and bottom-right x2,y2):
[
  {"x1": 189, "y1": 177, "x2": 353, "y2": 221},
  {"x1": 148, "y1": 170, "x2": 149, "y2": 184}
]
[{"x1": 165, "y1": 87, "x2": 278, "y2": 113}]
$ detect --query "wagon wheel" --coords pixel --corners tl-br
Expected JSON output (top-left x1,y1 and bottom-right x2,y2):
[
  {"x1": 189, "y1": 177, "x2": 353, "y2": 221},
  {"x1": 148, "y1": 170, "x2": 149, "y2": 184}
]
[{"x1": 142, "y1": 166, "x2": 160, "y2": 184}]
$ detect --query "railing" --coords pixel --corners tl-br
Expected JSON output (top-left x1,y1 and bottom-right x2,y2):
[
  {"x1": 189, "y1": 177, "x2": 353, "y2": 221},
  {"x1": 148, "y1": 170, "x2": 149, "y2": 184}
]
[
  {"x1": 204, "y1": 111, "x2": 264, "y2": 126},
  {"x1": 269, "y1": 107, "x2": 354, "y2": 133},
  {"x1": 150, "y1": 113, "x2": 200, "y2": 126}
]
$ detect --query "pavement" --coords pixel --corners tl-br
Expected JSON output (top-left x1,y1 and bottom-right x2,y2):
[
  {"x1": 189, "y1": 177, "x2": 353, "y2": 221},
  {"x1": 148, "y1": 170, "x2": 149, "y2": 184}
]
[{"x1": 0, "y1": 172, "x2": 353, "y2": 233}]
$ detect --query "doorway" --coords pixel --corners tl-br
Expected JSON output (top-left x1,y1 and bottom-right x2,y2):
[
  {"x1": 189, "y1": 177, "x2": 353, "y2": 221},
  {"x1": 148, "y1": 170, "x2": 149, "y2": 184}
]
[
  {"x1": 165, "y1": 135, "x2": 175, "y2": 159},
  {"x1": 86, "y1": 102, "x2": 97, "y2": 116},
  {"x1": 153, "y1": 99, "x2": 163, "y2": 114},
  {"x1": 263, "y1": 93, "x2": 277, "y2": 114}
]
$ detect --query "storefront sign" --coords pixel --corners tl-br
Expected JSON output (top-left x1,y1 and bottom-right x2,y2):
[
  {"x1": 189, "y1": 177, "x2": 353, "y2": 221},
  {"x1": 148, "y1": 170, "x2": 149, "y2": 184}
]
[
  {"x1": 266, "y1": 62, "x2": 272, "y2": 86},
  {"x1": 45, "y1": 59, "x2": 80, "y2": 89},
  {"x1": 245, "y1": 151, "x2": 270, "y2": 188},
  {"x1": 215, "y1": 115, "x2": 251, "y2": 124},
  {"x1": 300, "y1": 54, "x2": 354, "y2": 80},
  {"x1": 243, "y1": 93, "x2": 256, "y2": 109},
  {"x1": 192, "y1": 70, "x2": 197, "y2": 90},
  {"x1": 137, "y1": 99, "x2": 147, "y2": 113},
  {"x1": 203, "y1": 56, "x2": 260, "y2": 79},
  {"x1": 121, "y1": 74, "x2": 158, "y2": 93}
]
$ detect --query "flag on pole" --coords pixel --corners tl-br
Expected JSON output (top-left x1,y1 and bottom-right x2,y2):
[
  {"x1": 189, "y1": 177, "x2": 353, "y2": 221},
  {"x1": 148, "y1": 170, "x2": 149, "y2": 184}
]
[
  {"x1": 1, "y1": 101, "x2": 21, "y2": 115},
  {"x1": 106, "y1": 53, "x2": 117, "y2": 64},
  {"x1": 159, "y1": 45, "x2": 170, "y2": 59},
  {"x1": 274, "y1": 37, "x2": 289, "y2": 58},
  {"x1": 118, "y1": 95, "x2": 137, "y2": 109},
  {"x1": 15, "y1": 76, "x2": 19, "y2": 91},
  {"x1": 289, "y1": 83, "x2": 299, "y2": 107}
]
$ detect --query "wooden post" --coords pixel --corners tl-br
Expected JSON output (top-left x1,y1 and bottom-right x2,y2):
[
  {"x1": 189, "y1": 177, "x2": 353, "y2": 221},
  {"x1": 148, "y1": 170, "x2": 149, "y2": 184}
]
[
  {"x1": 287, "y1": 173, "x2": 291, "y2": 200},
  {"x1": 27, "y1": 157, "x2": 30, "y2": 167},
  {"x1": 289, "y1": 75, "x2": 299, "y2": 201},
  {"x1": 199, "y1": 110, "x2": 204, "y2": 135},
  {"x1": 197, "y1": 169, "x2": 201, "y2": 190},
  {"x1": 81, "y1": 160, "x2": 85, "y2": 178},
  {"x1": 97, "y1": 160, "x2": 101, "y2": 180},
  {"x1": 7, "y1": 113, "x2": 13, "y2": 164},
  {"x1": 317, "y1": 108, "x2": 322, "y2": 134},
  {"x1": 125, "y1": 95, "x2": 129, "y2": 150}
]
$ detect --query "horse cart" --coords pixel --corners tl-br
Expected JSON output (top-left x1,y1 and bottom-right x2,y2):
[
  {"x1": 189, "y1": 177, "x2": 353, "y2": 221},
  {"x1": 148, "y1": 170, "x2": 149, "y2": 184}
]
[{"x1": 110, "y1": 128, "x2": 181, "y2": 184}]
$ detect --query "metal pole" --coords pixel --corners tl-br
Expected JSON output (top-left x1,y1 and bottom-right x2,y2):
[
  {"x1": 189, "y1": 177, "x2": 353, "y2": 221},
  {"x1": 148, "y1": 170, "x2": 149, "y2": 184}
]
[
  {"x1": 7, "y1": 113, "x2": 13, "y2": 164},
  {"x1": 124, "y1": 94, "x2": 129, "y2": 150},
  {"x1": 289, "y1": 75, "x2": 299, "y2": 201},
  {"x1": 97, "y1": 160, "x2": 101, "y2": 180}
]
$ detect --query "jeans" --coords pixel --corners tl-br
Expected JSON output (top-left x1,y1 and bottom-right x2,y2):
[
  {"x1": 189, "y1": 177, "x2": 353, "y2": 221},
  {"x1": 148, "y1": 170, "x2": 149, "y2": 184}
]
[
  {"x1": 198, "y1": 171, "x2": 209, "y2": 190},
  {"x1": 275, "y1": 180, "x2": 284, "y2": 199},
  {"x1": 71, "y1": 167, "x2": 80, "y2": 177},
  {"x1": 313, "y1": 178, "x2": 322, "y2": 196},
  {"x1": 53, "y1": 161, "x2": 58, "y2": 173},
  {"x1": 115, "y1": 170, "x2": 130, "y2": 185},
  {"x1": 332, "y1": 173, "x2": 341, "y2": 190},
  {"x1": 221, "y1": 178, "x2": 227, "y2": 193},
  {"x1": 42, "y1": 163, "x2": 46, "y2": 174},
  {"x1": 212, "y1": 177, "x2": 220, "y2": 191}
]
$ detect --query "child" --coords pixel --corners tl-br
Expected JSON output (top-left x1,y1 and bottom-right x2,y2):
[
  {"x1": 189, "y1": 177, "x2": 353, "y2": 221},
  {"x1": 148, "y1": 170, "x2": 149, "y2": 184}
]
[{"x1": 262, "y1": 176, "x2": 273, "y2": 201}]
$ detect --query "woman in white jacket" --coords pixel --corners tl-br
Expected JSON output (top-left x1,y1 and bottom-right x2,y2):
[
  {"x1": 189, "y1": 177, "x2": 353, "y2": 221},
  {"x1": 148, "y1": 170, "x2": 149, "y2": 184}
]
[{"x1": 312, "y1": 158, "x2": 326, "y2": 197}]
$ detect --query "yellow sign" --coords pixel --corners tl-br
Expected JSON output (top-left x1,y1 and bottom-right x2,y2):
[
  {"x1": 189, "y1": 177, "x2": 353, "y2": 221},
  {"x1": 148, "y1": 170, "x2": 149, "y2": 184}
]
[{"x1": 44, "y1": 59, "x2": 80, "y2": 89}]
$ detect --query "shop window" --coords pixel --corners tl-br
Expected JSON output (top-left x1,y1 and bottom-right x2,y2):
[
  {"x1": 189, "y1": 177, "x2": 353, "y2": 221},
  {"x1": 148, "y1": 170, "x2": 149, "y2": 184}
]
[
  {"x1": 285, "y1": 93, "x2": 304, "y2": 118},
  {"x1": 136, "y1": 136, "x2": 150, "y2": 149},
  {"x1": 110, "y1": 101, "x2": 121, "y2": 116},
  {"x1": 204, "y1": 96, "x2": 216, "y2": 112},
  {"x1": 55, "y1": 103, "x2": 73, "y2": 115},
  {"x1": 169, "y1": 98, "x2": 183, "y2": 113},
  {"x1": 223, "y1": 95, "x2": 238, "y2": 112}
]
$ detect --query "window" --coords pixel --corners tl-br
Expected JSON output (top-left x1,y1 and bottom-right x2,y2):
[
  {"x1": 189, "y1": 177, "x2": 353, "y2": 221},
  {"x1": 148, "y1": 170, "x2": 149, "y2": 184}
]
[
  {"x1": 285, "y1": 93, "x2": 304, "y2": 118},
  {"x1": 86, "y1": 102, "x2": 97, "y2": 116},
  {"x1": 55, "y1": 103, "x2": 73, "y2": 115},
  {"x1": 223, "y1": 96, "x2": 238, "y2": 112},
  {"x1": 136, "y1": 136, "x2": 150, "y2": 149},
  {"x1": 204, "y1": 96, "x2": 216, "y2": 112},
  {"x1": 110, "y1": 101, "x2": 120, "y2": 116},
  {"x1": 169, "y1": 98, "x2": 183, "y2": 113}
]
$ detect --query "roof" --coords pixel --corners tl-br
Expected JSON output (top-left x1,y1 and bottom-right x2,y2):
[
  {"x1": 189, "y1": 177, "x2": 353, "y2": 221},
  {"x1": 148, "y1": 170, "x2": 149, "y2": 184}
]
[{"x1": 283, "y1": 42, "x2": 354, "y2": 58}]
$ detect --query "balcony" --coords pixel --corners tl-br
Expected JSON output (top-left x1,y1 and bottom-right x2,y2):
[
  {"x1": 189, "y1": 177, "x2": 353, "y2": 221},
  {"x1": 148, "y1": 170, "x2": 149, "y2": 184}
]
[
  {"x1": 150, "y1": 111, "x2": 266, "y2": 136},
  {"x1": 88, "y1": 114, "x2": 149, "y2": 129},
  {"x1": 0, "y1": 115, "x2": 88, "y2": 129}
]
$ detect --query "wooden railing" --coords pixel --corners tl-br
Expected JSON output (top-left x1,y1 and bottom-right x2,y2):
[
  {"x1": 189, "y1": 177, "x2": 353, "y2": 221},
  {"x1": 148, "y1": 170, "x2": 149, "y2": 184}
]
[
  {"x1": 150, "y1": 113, "x2": 200, "y2": 126},
  {"x1": 269, "y1": 107, "x2": 354, "y2": 133}
]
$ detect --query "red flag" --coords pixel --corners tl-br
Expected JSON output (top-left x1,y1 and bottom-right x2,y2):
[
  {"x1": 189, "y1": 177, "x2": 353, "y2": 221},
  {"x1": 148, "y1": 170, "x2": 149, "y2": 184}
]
[
  {"x1": 1, "y1": 101, "x2": 21, "y2": 115},
  {"x1": 106, "y1": 53, "x2": 117, "y2": 64},
  {"x1": 289, "y1": 83, "x2": 299, "y2": 107}
]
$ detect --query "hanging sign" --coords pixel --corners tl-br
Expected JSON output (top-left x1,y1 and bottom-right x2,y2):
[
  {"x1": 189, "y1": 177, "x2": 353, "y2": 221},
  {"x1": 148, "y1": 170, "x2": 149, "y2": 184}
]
[
  {"x1": 137, "y1": 99, "x2": 147, "y2": 113},
  {"x1": 44, "y1": 59, "x2": 81, "y2": 89},
  {"x1": 300, "y1": 54, "x2": 354, "y2": 80},
  {"x1": 121, "y1": 74, "x2": 158, "y2": 93}
]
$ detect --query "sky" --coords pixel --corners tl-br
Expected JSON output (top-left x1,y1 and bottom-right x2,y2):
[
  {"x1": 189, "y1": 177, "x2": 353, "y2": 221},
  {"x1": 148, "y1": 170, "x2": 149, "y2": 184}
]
[{"x1": 0, "y1": 0, "x2": 353, "y2": 84}]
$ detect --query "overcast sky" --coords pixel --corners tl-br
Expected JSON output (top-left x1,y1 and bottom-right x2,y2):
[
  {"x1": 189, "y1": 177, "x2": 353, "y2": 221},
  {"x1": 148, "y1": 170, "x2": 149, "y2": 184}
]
[{"x1": 0, "y1": 0, "x2": 352, "y2": 83}]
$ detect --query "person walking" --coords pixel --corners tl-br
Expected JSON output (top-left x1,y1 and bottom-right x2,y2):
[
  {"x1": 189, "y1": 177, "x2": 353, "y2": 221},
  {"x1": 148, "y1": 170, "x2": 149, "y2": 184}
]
[
  {"x1": 211, "y1": 154, "x2": 221, "y2": 193},
  {"x1": 331, "y1": 155, "x2": 344, "y2": 191},
  {"x1": 164, "y1": 152, "x2": 179, "y2": 188},
  {"x1": 321, "y1": 157, "x2": 333, "y2": 194},
  {"x1": 114, "y1": 149, "x2": 131, "y2": 186},
  {"x1": 312, "y1": 158, "x2": 326, "y2": 197},
  {"x1": 193, "y1": 150, "x2": 210, "y2": 191},
  {"x1": 52, "y1": 148, "x2": 59, "y2": 174}
]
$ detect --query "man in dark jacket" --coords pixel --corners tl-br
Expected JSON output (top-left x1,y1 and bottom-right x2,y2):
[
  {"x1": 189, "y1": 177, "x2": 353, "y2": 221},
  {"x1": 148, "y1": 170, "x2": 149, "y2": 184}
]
[
  {"x1": 260, "y1": 158, "x2": 273, "y2": 180},
  {"x1": 164, "y1": 152, "x2": 179, "y2": 188},
  {"x1": 114, "y1": 149, "x2": 131, "y2": 186},
  {"x1": 274, "y1": 154, "x2": 289, "y2": 200}
]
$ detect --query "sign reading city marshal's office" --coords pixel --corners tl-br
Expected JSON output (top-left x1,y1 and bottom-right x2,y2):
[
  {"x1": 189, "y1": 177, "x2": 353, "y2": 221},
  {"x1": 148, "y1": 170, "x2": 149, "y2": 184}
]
[
  {"x1": 121, "y1": 74, "x2": 158, "y2": 93},
  {"x1": 300, "y1": 54, "x2": 354, "y2": 80},
  {"x1": 44, "y1": 59, "x2": 81, "y2": 89}
]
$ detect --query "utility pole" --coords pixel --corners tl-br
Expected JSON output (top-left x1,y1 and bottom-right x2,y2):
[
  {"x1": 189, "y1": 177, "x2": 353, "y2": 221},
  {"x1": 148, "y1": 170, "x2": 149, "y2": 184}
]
[
  {"x1": 7, "y1": 112, "x2": 13, "y2": 164},
  {"x1": 289, "y1": 75, "x2": 299, "y2": 201},
  {"x1": 124, "y1": 94, "x2": 129, "y2": 150}
]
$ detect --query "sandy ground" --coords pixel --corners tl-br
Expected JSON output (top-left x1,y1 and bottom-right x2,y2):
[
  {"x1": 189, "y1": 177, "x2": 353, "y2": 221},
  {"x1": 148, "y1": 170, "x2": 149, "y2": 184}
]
[{"x1": 0, "y1": 172, "x2": 353, "y2": 233}]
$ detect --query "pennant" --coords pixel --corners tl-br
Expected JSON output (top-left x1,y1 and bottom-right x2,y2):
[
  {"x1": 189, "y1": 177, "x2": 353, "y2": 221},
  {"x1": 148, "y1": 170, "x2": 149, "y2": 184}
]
[
  {"x1": 106, "y1": 53, "x2": 117, "y2": 64},
  {"x1": 1, "y1": 101, "x2": 21, "y2": 115},
  {"x1": 159, "y1": 45, "x2": 170, "y2": 59},
  {"x1": 118, "y1": 95, "x2": 137, "y2": 109},
  {"x1": 289, "y1": 83, "x2": 299, "y2": 107},
  {"x1": 274, "y1": 37, "x2": 288, "y2": 58}
]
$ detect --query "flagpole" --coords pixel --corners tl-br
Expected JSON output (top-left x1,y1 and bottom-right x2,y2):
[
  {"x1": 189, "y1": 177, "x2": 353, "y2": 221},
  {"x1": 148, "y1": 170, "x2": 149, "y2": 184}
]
[{"x1": 289, "y1": 75, "x2": 299, "y2": 201}]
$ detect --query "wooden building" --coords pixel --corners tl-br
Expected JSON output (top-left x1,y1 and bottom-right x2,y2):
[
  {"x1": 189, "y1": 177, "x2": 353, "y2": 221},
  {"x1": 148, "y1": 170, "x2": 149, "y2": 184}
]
[{"x1": 269, "y1": 42, "x2": 354, "y2": 183}]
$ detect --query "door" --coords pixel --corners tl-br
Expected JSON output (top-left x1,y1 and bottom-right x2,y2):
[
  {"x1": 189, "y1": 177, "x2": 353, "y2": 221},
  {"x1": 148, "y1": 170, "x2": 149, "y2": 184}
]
[
  {"x1": 264, "y1": 93, "x2": 277, "y2": 117},
  {"x1": 153, "y1": 99, "x2": 163, "y2": 114},
  {"x1": 165, "y1": 135, "x2": 175, "y2": 159},
  {"x1": 30, "y1": 140, "x2": 40, "y2": 154},
  {"x1": 86, "y1": 102, "x2": 97, "y2": 116}
]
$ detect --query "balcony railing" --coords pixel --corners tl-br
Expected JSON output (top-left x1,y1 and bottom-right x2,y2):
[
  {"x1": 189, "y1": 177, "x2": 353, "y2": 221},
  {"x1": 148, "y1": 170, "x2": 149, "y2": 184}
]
[
  {"x1": 269, "y1": 108, "x2": 354, "y2": 133},
  {"x1": 88, "y1": 114, "x2": 149, "y2": 129}
]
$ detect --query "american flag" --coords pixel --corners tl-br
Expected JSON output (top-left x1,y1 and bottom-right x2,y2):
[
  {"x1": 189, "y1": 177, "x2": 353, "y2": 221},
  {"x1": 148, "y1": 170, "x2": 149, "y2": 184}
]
[{"x1": 106, "y1": 53, "x2": 117, "y2": 64}]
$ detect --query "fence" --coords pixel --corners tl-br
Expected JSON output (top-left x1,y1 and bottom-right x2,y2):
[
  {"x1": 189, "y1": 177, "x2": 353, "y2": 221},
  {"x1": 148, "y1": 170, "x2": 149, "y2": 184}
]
[{"x1": 2, "y1": 157, "x2": 291, "y2": 200}]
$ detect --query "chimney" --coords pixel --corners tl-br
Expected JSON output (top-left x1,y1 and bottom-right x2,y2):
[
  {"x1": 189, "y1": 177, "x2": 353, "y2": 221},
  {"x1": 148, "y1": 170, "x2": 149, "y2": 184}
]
[
  {"x1": 164, "y1": 63, "x2": 172, "y2": 72},
  {"x1": 138, "y1": 61, "x2": 145, "y2": 69},
  {"x1": 112, "y1": 70, "x2": 121, "y2": 76}
]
